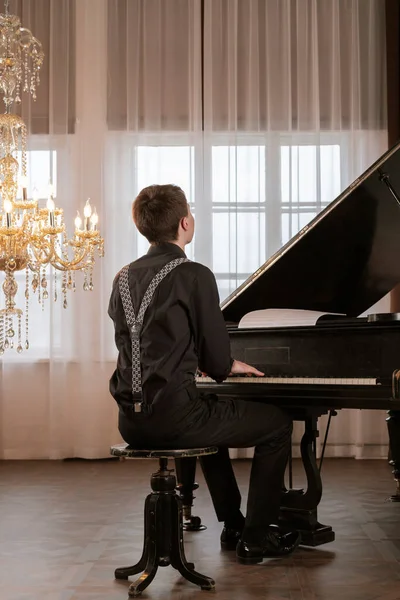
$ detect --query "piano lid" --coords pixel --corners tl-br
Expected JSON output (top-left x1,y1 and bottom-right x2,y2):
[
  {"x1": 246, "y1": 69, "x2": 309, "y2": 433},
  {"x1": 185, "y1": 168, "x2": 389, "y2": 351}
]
[{"x1": 221, "y1": 140, "x2": 400, "y2": 323}]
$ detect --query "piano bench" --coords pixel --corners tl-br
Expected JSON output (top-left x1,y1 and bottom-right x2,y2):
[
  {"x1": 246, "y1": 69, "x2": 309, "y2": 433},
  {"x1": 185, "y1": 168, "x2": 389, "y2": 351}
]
[{"x1": 109, "y1": 444, "x2": 217, "y2": 597}]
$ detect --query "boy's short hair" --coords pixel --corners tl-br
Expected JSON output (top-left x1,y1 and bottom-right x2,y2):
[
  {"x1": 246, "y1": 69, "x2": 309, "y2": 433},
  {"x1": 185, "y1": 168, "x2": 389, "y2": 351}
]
[{"x1": 132, "y1": 184, "x2": 188, "y2": 244}]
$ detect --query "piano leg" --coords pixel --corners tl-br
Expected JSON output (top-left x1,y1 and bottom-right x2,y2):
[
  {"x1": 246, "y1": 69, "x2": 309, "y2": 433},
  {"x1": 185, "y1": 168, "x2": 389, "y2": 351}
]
[
  {"x1": 279, "y1": 415, "x2": 335, "y2": 546},
  {"x1": 386, "y1": 410, "x2": 400, "y2": 501},
  {"x1": 174, "y1": 457, "x2": 206, "y2": 531}
]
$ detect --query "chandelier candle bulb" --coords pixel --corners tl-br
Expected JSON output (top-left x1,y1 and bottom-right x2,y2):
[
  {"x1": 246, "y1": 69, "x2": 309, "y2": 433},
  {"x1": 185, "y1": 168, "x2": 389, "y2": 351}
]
[
  {"x1": 20, "y1": 174, "x2": 28, "y2": 200},
  {"x1": 83, "y1": 198, "x2": 92, "y2": 231},
  {"x1": 4, "y1": 198, "x2": 11, "y2": 227},
  {"x1": 46, "y1": 196, "x2": 55, "y2": 227},
  {"x1": 74, "y1": 210, "x2": 82, "y2": 230},
  {"x1": 90, "y1": 208, "x2": 98, "y2": 230}
]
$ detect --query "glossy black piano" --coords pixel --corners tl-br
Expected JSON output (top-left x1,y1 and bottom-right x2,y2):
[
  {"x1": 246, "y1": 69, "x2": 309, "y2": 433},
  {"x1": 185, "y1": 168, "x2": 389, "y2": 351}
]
[{"x1": 178, "y1": 140, "x2": 400, "y2": 546}]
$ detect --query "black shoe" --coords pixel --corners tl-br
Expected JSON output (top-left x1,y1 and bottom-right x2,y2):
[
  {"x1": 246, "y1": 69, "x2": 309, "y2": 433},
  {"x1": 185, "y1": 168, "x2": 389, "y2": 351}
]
[
  {"x1": 236, "y1": 530, "x2": 301, "y2": 564},
  {"x1": 220, "y1": 526, "x2": 243, "y2": 551}
]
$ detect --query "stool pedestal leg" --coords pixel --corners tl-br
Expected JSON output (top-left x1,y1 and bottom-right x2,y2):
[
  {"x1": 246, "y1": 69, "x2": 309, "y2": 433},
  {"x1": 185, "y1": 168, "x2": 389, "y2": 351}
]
[
  {"x1": 114, "y1": 495, "x2": 151, "y2": 580},
  {"x1": 170, "y1": 493, "x2": 215, "y2": 590},
  {"x1": 127, "y1": 495, "x2": 160, "y2": 597},
  {"x1": 115, "y1": 458, "x2": 214, "y2": 597}
]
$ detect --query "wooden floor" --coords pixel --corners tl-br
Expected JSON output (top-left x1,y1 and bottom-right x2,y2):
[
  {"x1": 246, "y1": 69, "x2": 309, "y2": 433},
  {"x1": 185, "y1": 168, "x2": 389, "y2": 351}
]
[{"x1": 1, "y1": 458, "x2": 400, "y2": 600}]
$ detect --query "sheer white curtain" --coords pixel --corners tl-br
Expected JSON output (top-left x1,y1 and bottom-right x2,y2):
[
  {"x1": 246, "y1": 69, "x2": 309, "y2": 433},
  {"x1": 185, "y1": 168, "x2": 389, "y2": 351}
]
[
  {"x1": 0, "y1": 0, "x2": 118, "y2": 459},
  {"x1": 0, "y1": 0, "x2": 390, "y2": 460}
]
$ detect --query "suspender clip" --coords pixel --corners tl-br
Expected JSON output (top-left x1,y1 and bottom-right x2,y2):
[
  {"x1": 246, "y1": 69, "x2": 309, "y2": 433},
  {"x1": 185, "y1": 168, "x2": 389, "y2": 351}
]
[
  {"x1": 131, "y1": 322, "x2": 141, "y2": 341},
  {"x1": 133, "y1": 402, "x2": 142, "y2": 413}
]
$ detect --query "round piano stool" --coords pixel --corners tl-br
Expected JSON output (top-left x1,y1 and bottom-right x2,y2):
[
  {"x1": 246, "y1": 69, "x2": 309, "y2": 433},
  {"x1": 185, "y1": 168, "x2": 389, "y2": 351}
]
[{"x1": 110, "y1": 444, "x2": 218, "y2": 597}]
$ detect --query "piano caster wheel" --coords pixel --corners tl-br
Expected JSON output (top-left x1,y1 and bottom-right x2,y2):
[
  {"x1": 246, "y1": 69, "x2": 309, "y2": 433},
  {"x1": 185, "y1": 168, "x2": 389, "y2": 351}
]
[{"x1": 183, "y1": 515, "x2": 206, "y2": 531}]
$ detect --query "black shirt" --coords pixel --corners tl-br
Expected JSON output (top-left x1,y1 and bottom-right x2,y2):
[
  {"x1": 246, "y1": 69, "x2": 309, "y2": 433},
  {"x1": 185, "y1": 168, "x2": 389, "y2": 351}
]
[{"x1": 108, "y1": 242, "x2": 232, "y2": 412}]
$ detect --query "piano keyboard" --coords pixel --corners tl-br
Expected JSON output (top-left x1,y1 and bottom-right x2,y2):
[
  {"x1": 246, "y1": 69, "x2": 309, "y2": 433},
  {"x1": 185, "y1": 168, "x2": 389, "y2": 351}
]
[{"x1": 196, "y1": 376, "x2": 377, "y2": 386}]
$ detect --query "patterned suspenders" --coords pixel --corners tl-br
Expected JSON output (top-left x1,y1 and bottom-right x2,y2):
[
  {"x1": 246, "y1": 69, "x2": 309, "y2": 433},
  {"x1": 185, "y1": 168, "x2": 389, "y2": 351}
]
[{"x1": 119, "y1": 258, "x2": 189, "y2": 412}]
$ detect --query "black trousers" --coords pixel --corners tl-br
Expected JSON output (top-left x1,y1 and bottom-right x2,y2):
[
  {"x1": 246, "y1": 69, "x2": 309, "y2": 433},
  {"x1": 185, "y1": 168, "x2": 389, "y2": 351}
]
[{"x1": 118, "y1": 392, "x2": 292, "y2": 536}]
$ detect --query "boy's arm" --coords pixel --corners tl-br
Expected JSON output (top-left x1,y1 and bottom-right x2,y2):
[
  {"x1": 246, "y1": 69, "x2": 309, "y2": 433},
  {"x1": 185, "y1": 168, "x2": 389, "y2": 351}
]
[{"x1": 189, "y1": 266, "x2": 233, "y2": 383}]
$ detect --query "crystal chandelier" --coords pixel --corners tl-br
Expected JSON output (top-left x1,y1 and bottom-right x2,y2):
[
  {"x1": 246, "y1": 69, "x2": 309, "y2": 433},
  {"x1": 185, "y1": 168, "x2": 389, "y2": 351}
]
[{"x1": 0, "y1": 0, "x2": 104, "y2": 353}]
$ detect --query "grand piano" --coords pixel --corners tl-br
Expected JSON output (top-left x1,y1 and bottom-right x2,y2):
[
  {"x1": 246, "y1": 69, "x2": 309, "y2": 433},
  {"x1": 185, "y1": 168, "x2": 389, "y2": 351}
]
[{"x1": 176, "y1": 140, "x2": 400, "y2": 546}]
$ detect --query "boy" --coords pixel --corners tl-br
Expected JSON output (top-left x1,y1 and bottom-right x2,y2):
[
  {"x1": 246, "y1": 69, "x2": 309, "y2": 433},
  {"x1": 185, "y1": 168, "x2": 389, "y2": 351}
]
[{"x1": 108, "y1": 184, "x2": 300, "y2": 564}]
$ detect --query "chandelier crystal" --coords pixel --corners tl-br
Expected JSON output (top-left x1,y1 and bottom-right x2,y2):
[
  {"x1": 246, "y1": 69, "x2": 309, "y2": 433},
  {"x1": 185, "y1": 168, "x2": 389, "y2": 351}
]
[{"x1": 0, "y1": 1, "x2": 104, "y2": 353}]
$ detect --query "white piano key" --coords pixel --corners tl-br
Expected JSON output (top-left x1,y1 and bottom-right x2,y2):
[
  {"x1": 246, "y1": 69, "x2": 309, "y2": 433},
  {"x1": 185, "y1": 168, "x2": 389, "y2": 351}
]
[{"x1": 195, "y1": 376, "x2": 377, "y2": 385}]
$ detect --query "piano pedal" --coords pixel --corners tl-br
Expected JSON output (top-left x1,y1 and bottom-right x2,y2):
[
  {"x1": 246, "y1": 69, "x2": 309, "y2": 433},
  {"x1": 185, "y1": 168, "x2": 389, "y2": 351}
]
[
  {"x1": 279, "y1": 507, "x2": 335, "y2": 546},
  {"x1": 282, "y1": 487, "x2": 304, "y2": 497}
]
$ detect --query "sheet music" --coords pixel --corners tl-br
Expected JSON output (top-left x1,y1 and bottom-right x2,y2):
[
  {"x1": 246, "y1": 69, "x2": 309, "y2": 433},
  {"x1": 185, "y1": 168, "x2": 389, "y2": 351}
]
[{"x1": 238, "y1": 308, "x2": 345, "y2": 329}]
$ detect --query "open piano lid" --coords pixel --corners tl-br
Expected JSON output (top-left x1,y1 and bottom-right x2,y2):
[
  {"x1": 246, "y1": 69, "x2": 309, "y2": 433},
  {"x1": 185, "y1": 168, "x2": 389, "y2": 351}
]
[{"x1": 221, "y1": 140, "x2": 400, "y2": 324}]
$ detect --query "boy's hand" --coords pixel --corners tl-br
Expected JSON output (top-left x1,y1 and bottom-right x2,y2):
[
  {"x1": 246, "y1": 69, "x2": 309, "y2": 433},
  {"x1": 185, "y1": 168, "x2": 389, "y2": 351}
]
[
  {"x1": 230, "y1": 359, "x2": 264, "y2": 377},
  {"x1": 196, "y1": 370, "x2": 208, "y2": 377}
]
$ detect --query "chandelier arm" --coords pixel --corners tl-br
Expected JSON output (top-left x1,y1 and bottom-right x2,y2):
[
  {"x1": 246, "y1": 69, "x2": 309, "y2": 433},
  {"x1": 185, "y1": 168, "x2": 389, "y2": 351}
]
[
  {"x1": 45, "y1": 246, "x2": 92, "y2": 271},
  {"x1": 28, "y1": 239, "x2": 55, "y2": 265},
  {"x1": 27, "y1": 245, "x2": 51, "y2": 272}
]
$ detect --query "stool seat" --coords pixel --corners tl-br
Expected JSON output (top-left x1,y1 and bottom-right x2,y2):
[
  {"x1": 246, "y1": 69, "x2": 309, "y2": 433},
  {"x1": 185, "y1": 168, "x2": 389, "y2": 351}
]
[{"x1": 110, "y1": 443, "x2": 218, "y2": 459}]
